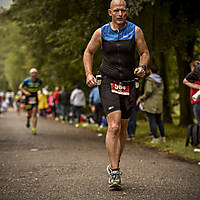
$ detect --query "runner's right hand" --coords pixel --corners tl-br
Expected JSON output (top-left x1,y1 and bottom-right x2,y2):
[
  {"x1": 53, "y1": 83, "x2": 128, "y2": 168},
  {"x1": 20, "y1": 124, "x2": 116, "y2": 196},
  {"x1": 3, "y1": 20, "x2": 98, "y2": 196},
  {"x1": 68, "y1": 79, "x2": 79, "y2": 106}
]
[
  {"x1": 86, "y1": 73, "x2": 97, "y2": 87},
  {"x1": 25, "y1": 91, "x2": 31, "y2": 96}
]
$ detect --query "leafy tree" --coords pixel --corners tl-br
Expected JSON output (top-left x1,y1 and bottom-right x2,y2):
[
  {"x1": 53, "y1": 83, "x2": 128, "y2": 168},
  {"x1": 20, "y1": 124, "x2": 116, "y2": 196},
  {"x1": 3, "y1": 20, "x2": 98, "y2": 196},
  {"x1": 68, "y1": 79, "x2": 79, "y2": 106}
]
[
  {"x1": 2, "y1": 0, "x2": 200, "y2": 125},
  {"x1": 168, "y1": 0, "x2": 200, "y2": 125},
  {"x1": 0, "y1": 20, "x2": 28, "y2": 91}
]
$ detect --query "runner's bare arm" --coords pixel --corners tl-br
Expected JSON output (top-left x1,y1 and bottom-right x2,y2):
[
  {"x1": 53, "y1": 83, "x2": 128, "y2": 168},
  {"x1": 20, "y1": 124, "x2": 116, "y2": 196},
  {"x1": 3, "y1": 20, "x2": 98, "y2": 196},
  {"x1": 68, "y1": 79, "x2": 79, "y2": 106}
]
[
  {"x1": 135, "y1": 26, "x2": 150, "y2": 77},
  {"x1": 83, "y1": 28, "x2": 101, "y2": 87},
  {"x1": 83, "y1": 28, "x2": 101, "y2": 74},
  {"x1": 19, "y1": 84, "x2": 31, "y2": 96}
]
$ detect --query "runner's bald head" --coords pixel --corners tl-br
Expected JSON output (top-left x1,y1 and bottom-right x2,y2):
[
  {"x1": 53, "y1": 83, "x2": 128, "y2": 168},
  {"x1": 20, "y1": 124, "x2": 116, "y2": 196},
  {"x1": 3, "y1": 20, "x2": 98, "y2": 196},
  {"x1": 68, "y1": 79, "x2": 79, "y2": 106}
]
[{"x1": 110, "y1": 0, "x2": 127, "y2": 9}]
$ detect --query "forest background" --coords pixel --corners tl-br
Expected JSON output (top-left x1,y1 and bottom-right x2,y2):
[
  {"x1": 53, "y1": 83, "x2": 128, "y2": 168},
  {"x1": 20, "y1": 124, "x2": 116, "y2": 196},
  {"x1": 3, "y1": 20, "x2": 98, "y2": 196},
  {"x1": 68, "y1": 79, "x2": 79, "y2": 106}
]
[{"x1": 0, "y1": 0, "x2": 200, "y2": 126}]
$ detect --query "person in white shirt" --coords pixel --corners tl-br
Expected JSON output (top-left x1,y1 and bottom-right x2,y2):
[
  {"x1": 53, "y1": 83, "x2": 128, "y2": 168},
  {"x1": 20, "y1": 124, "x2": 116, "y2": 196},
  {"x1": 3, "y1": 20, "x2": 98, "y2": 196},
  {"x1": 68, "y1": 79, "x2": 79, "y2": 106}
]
[{"x1": 70, "y1": 85, "x2": 86, "y2": 125}]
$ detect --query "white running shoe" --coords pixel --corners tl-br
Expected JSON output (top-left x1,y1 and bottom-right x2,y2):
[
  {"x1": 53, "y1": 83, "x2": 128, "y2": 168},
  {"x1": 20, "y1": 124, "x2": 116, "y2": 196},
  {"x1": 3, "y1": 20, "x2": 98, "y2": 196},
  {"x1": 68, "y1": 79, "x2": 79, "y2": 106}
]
[
  {"x1": 194, "y1": 148, "x2": 200, "y2": 153},
  {"x1": 151, "y1": 138, "x2": 160, "y2": 144},
  {"x1": 108, "y1": 171, "x2": 121, "y2": 190},
  {"x1": 160, "y1": 137, "x2": 166, "y2": 142}
]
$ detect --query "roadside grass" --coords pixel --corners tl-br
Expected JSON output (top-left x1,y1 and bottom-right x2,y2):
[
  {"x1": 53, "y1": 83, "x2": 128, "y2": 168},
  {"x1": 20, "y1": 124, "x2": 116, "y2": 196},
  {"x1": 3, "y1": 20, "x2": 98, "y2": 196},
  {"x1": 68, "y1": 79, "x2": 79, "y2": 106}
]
[{"x1": 79, "y1": 121, "x2": 200, "y2": 161}]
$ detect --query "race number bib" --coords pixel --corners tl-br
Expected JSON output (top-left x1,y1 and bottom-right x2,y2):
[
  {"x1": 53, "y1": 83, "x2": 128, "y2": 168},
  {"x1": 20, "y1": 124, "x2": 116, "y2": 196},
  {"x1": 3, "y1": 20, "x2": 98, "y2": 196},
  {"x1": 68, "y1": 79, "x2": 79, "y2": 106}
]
[
  {"x1": 110, "y1": 83, "x2": 130, "y2": 95},
  {"x1": 28, "y1": 97, "x2": 37, "y2": 104}
]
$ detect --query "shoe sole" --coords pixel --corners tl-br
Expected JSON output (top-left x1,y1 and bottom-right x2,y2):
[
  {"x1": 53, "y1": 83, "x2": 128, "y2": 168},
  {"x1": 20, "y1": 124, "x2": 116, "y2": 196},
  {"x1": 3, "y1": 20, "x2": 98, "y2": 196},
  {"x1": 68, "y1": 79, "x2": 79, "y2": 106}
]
[{"x1": 109, "y1": 183, "x2": 121, "y2": 191}]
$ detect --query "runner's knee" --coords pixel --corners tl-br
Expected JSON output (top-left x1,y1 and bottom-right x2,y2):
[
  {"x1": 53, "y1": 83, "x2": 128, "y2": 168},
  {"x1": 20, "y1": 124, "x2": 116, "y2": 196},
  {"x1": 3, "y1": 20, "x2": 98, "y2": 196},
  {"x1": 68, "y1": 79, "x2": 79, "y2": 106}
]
[
  {"x1": 108, "y1": 122, "x2": 121, "y2": 135},
  {"x1": 32, "y1": 111, "x2": 37, "y2": 118}
]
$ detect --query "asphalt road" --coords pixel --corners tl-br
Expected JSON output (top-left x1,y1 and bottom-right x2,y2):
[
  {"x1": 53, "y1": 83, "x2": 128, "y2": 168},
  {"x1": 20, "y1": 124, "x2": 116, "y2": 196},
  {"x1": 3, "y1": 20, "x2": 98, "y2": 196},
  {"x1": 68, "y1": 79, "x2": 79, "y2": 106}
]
[{"x1": 0, "y1": 111, "x2": 200, "y2": 200}]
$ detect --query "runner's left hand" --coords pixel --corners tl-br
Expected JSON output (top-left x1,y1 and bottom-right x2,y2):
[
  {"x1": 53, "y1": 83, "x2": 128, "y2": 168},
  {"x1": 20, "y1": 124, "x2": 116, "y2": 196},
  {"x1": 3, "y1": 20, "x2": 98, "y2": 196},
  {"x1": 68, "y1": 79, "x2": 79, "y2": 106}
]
[{"x1": 134, "y1": 67, "x2": 145, "y2": 77}]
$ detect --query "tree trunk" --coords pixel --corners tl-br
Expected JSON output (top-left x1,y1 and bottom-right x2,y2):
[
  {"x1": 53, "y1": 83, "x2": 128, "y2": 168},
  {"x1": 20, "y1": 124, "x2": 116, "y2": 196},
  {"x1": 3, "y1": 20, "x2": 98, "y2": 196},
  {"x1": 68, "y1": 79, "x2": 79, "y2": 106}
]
[
  {"x1": 175, "y1": 48, "x2": 193, "y2": 126},
  {"x1": 159, "y1": 52, "x2": 173, "y2": 123}
]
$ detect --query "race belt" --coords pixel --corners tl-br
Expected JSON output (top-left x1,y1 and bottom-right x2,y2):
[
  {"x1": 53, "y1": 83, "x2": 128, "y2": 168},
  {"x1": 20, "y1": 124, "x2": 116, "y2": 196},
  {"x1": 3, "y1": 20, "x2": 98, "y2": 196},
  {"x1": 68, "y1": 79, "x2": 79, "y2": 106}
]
[{"x1": 28, "y1": 97, "x2": 37, "y2": 104}]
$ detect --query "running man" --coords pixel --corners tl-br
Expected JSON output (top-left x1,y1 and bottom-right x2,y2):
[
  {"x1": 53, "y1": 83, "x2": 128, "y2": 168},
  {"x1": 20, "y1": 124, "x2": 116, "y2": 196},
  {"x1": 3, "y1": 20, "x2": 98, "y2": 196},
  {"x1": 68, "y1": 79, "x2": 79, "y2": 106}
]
[
  {"x1": 19, "y1": 68, "x2": 42, "y2": 135},
  {"x1": 83, "y1": 0, "x2": 150, "y2": 190}
]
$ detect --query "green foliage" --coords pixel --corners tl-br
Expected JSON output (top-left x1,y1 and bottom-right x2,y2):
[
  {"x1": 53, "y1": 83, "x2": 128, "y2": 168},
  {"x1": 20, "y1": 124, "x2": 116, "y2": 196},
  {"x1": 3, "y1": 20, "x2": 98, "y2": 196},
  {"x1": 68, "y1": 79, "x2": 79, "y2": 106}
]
[
  {"x1": 1, "y1": 0, "x2": 200, "y2": 125},
  {"x1": 0, "y1": 20, "x2": 28, "y2": 91},
  {"x1": 128, "y1": 0, "x2": 155, "y2": 16},
  {"x1": 5, "y1": 0, "x2": 109, "y2": 90}
]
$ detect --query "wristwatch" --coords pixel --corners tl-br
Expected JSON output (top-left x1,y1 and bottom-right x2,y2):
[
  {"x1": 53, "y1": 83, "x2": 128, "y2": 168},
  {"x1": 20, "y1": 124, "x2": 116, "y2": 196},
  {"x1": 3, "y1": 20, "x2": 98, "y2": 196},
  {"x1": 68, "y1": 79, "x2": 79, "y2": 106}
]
[{"x1": 138, "y1": 65, "x2": 147, "y2": 71}]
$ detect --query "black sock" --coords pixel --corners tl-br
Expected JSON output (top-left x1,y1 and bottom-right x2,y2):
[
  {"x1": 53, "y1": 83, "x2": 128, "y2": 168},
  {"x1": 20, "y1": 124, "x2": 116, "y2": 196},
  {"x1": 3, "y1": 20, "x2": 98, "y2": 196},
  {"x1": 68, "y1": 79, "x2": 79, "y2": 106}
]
[{"x1": 112, "y1": 168, "x2": 120, "y2": 172}]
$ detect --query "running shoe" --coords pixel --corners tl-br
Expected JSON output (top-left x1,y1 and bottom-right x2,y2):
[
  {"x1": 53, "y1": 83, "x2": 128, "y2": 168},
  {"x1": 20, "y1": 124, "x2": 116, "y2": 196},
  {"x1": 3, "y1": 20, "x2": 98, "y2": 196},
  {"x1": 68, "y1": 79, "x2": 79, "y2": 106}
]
[
  {"x1": 107, "y1": 164, "x2": 122, "y2": 175},
  {"x1": 26, "y1": 118, "x2": 30, "y2": 128},
  {"x1": 107, "y1": 164, "x2": 112, "y2": 175},
  {"x1": 109, "y1": 171, "x2": 121, "y2": 190},
  {"x1": 32, "y1": 128, "x2": 37, "y2": 135}
]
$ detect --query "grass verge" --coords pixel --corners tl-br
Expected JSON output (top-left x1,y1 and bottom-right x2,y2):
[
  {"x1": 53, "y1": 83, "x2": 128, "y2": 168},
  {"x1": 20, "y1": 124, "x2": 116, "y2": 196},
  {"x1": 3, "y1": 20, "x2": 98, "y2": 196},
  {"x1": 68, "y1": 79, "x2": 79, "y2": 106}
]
[{"x1": 79, "y1": 120, "x2": 200, "y2": 162}]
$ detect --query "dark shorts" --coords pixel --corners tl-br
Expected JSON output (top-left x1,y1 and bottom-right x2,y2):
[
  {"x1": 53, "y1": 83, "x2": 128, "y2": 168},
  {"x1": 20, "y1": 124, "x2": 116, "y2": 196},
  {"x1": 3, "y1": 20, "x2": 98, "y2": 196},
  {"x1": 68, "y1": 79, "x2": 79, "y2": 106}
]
[
  {"x1": 25, "y1": 104, "x2": 38, "y2": 111},
  {"x1": 99, "y1": 75, "x2": 137, "y2": 119},
  {"x1": 25, "y1": 96, "x2": 38, "y2": 111}
]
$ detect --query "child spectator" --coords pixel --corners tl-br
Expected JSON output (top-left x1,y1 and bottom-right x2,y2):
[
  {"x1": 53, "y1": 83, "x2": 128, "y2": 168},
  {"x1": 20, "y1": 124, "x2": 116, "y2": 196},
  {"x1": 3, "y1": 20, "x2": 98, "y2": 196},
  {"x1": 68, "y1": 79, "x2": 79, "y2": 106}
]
[{"x1": 137, "y1": 64, "x2": 165, "y2": 144}]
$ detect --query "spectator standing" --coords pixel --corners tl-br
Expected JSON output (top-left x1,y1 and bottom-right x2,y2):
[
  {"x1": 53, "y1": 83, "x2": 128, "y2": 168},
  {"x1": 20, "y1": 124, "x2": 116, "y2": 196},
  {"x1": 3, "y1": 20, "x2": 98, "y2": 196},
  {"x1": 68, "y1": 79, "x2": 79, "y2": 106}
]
[
  {"x1": 127, "y1": 106, "x2": 139, "y2": 141},
  {"x1": 70, "y1": 85, "x2": 86, "y2": 126},
  {"x1": 183, "y1": 60, "x2": 200, "y2": 151},
  {"x1": 137, "y1": 64, "x2": 165, "y2": 144},
  {"x1": 127, "y1": 82, "x2": 142, "y2": 141},
  {"x1": 14, "y1": 91, "x2": 22, "y2": 115},
  {"x1": 47, "y1": 92, "x2": 55, "y2": 119},
  {"x1": 186, "y1": 60, "x2": 200, "y2": 124},
  {"x1": 38, "y1": 90, "x2": 48, "y2": 117},
  {"x1": 59, "y1": 86, "x2": 69, "y2": 123},
  {"x1": 127, "y1": 71, "x2": 152, "y2": 141},
  {"x1": 89, "y1": 86, "x2": 103, "y2": 126},
  {"x1": 1, "y1": 96, "x2": 9, "y2": 113},
  {"x1": 0, "y1": 94, "x2": 2, "y2": 114},
  {"x1": 54, "y1": 86, "x2": 60, "y2": 121}
]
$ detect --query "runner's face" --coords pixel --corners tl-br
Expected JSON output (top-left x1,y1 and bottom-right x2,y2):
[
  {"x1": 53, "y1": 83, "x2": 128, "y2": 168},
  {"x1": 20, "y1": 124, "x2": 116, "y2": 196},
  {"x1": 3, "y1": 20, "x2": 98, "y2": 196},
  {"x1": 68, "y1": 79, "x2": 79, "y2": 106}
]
[
  {"x1": 30, "y1": 72, "x2": 37, "y2": 79},
  {"x1": 109, "y1": 4, "x2": 128, "y2": 26}
]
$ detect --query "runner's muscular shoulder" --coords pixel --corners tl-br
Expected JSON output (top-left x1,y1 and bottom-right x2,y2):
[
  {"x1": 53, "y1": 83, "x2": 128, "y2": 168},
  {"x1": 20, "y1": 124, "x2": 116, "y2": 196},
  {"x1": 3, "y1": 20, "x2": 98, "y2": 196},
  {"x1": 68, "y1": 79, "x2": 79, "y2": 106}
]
[
  {"x1": 135, "y1": 26, "x2": 145, "y2": 45},
  {"x1": 134, "y1": 25, "x2": 149, "y2": 58},
  {"x1": 86, "y1": 28, "x2": 101, "y2": 54}
]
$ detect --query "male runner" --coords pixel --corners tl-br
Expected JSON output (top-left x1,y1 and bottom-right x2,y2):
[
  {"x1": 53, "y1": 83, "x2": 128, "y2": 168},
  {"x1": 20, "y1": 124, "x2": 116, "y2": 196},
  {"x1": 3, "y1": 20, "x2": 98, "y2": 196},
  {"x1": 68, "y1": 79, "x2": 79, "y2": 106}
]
[
  {"x1": 19, "y1": 68, "x2": 42, "y2": 135},
  {"x1": 83, "y1": 0, "x2": 149, "y2": 190}
]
